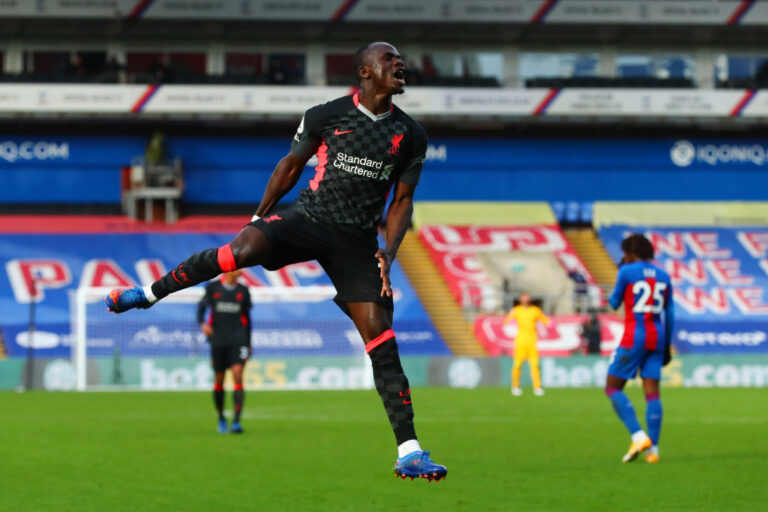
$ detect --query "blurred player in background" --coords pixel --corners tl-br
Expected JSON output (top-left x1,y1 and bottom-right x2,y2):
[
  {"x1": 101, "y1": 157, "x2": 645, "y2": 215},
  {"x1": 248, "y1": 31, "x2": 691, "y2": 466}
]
[
  {"x1": 106, "y1": 41, "x2": 447, "y2": 481},
  {"x1": 504, "y1": 292, "x2": 549, "y2": 397},
  {"x1": 606, "y1": 234, "x2": 674, "y2": 464},
  {"x1": 197, "y1": 270, "x2": 251, "y2": 434},
  {"x1": 581, "y1": 312, "x2": 602, "y2": 355}
]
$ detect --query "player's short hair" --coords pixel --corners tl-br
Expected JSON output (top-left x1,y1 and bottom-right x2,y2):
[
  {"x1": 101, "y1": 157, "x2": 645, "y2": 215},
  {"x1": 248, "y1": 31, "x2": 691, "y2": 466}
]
[
  {"x1": 352, "y1": 42, "x2": 375, "y2": 85},
  {"x1": 621, "y1": 233, "x2": 655, "y2": 261}
]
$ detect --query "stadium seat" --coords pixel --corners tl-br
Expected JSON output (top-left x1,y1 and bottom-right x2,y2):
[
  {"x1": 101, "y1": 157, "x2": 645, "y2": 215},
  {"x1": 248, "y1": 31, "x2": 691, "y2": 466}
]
[
  {"x1": 525, "y1": 76, "x2": 695, "y2": 88},
  {"x1": 551, "y1": 202, "x2": 566, "y2": 223},
  {"x1": 565, "y1": 202, "x2": 581, "y2": 224}
]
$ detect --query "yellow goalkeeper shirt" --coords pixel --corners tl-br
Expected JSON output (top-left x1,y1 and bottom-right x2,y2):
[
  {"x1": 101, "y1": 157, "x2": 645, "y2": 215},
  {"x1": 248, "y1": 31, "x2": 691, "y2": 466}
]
[{"x1": 504, "y1": 305, "x2": 550, "y2": 345}]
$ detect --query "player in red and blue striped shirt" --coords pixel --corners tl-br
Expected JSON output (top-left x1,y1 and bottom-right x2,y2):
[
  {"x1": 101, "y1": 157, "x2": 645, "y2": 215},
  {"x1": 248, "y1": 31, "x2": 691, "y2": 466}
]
[{"x1": 606, "y1": 234, "x2": 675, "y2": 464}]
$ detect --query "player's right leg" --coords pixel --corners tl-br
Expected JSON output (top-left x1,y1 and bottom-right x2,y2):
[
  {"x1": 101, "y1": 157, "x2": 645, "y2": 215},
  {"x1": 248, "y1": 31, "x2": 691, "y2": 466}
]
[
  {"x1": 106, "y1": 225, "x2": 273, "y2": 312},
  {"x1": 605, "y1": 346, "x2": 652, "y2": 461},
  {"x1": 643, "y1": 380, "x2": 662, "y2": 463},
  {"x1": 511, "y1": 361, "x2": 523, "y2": 395},
  {"x1": 230, "y1": 355, "x2": 247, "y2": 434},
  {"x1": 529, "y1": 348, "x2": 544, "y2": 396}
]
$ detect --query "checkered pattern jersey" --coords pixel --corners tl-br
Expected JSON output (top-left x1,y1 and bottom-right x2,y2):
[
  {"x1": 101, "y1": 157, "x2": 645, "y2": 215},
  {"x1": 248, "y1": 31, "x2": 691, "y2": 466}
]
[
  {"x1": 290, "y1": 93, "x2": 428, "y2": 235},
  {"x1": 196, "y1": 281, "x2": 251, "y2": 347}
]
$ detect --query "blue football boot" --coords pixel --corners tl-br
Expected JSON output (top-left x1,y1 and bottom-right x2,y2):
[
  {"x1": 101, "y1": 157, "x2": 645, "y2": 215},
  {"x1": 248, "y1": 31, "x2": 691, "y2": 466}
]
[
  {"x1": 230, "y1": 421, "x2": 244, "y2": 434},
  {"x1": 217, "y1": 418, "x2": 228, "y2": 434},
  {"x1": 106, "y1": 287, "x2": 152, "y2": 313},
  {"x1": 394, "y1": 451, "x2": 447, "y2": 481}
]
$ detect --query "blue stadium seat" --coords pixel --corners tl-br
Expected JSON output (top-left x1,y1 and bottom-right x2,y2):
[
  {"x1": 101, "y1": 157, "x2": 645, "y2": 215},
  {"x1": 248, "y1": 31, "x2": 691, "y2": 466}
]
[
  {"x1": 551, "y1": 202, "x2": 566, "y2": 222},
  {"x1": 565, "y1": 201, "x2": 581, "y2": 223}
]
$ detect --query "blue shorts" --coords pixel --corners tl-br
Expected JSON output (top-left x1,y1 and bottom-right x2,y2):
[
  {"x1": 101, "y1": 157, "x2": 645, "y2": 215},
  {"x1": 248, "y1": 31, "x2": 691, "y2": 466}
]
[{"x1": 608, "y1": 345, "x2": 664, "y2": 381}]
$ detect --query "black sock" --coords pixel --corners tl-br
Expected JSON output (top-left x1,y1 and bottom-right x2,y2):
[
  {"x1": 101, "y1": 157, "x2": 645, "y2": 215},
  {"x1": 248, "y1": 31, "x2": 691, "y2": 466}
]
[
  {"x1": 368, "y1": 338, "x2": 417, "y2": 445},
  {"x1": 152, "y1": 247, "x2": 225, "y2": 300},
  {"x1": 213, "y1": 387, "x2": 225, "y2": 420},
  {"x1": 233, "y1": 386, "x2": 244, "y2": 422}
]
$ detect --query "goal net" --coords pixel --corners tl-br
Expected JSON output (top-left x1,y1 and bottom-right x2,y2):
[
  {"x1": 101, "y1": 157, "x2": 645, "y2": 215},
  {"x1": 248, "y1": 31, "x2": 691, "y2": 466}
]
[{"x1": 72, "y1": 285, "x2": 372, "y2": 391}]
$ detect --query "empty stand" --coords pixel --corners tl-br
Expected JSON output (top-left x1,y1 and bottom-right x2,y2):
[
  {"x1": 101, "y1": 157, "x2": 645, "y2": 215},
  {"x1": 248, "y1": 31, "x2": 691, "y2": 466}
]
[
  {"x1": 563, "y1": 228, "x2": 617, "y2": 292},
  {"x1": 418, "y1": 224, "x2": 601, "y2": 313},
  {"x1": 397, "y1": 230, "x2": 485, "y2": 356},
  {"x1": 525, "y1": 77, "x2": 694, "y2": 88}
]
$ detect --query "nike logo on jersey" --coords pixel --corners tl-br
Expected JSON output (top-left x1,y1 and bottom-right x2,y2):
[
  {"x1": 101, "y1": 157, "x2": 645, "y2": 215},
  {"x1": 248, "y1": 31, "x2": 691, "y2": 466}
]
[
  {"x1": 171, "y1": 264, "x2": 191, "y2": 285},
  {"x1": 334, "y1": 128, "x2": 354, "y2": 135}
]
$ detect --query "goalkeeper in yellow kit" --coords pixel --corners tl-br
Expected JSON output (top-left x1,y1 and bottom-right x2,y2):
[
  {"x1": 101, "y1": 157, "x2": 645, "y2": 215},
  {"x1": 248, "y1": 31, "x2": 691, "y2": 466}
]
[{"x1": 504, "y1": 292, "x2": 549, "y2": 396}]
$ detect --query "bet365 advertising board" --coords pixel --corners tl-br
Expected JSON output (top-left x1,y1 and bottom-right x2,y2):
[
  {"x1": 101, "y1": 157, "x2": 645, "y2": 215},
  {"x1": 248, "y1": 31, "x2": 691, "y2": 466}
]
[{"x1": 4, "y1": 355, "x2": 767, "y2": 391}]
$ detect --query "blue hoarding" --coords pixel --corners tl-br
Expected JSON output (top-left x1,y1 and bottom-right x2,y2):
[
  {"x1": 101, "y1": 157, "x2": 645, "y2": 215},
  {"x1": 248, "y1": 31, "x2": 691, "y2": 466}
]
[
  {"x1": 600, "y1": 225, "x2": 768, "y2": 353},
  {"x1": 0, "y1": 136, "x2": 145, "y2": 202},
  {"x1": 674, "y1": 322, "x2": 768, "y2": 354},
  {"x1": 1, "y1": 135, "x2": 765, "y2": 203}
]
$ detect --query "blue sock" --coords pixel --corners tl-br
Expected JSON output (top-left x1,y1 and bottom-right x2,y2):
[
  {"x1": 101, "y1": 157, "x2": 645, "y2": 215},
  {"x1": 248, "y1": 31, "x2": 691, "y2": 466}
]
[
  {"x1": 606, "y1": 388, "x2": 642, "y2": 435},
  {"x1": 646, "y1": 394, "x2": 662, "y2": 445}
]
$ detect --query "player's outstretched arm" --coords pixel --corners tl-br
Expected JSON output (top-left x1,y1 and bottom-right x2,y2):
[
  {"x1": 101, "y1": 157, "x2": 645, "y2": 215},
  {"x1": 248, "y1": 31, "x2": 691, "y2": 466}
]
[
  {"x1": 254, "y1": 153, "x2": 310, "y2": 218},
  {"x1": 377, "y1": 181, "x2": 415, "y2": 297}
]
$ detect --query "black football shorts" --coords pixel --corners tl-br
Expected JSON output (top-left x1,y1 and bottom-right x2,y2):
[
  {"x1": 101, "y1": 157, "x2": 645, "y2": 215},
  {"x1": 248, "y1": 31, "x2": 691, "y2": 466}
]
[
  {"x1": 211, "y1": 344, "x2": 250, "y2": 373},
  {"x1": 249, "y1": 204, "x2": 393, "y2": 314}
]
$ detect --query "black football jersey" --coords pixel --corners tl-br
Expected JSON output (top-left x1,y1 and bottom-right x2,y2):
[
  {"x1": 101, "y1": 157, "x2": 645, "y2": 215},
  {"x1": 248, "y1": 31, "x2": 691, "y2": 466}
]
[
  {"x1": 290, "y1": 92, "x2": 428, "y2": 235},
  {"x1": 196, "y1": 280, "x2": 251, "y2": 346}
]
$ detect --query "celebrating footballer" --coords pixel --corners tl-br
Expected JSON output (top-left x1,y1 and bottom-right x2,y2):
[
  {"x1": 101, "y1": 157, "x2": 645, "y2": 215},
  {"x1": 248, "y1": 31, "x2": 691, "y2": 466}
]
[{"x1": 106, "y1": 41, "x2": 447, "y2": 481}]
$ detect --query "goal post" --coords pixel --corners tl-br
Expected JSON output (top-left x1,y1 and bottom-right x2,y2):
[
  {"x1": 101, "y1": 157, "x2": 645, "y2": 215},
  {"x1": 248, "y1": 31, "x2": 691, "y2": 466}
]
[{"x1": 72, "y1": 285, "x2": 372, "y2": 391}]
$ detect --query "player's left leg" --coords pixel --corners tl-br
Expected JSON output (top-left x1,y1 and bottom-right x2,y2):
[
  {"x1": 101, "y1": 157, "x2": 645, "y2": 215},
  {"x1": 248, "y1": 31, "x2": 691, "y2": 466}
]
[
  {"x1": 346, "y1": 302, "x2": 447, "y2": 481},
  {"x1": 605, "y1": 373, "x2": 650, "y2": 462},
  {"x1": 605, "y1": 374, "x2": 642, "y2": 435},
  {"x1": 319, "y1": 228, "x2": 445, "y2": 480}
]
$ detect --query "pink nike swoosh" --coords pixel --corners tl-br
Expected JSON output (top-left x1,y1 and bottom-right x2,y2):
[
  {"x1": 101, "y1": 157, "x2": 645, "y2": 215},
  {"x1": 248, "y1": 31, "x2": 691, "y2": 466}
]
[{"x1": 334, "y1": 129, "x2": 354, "y2": 135}]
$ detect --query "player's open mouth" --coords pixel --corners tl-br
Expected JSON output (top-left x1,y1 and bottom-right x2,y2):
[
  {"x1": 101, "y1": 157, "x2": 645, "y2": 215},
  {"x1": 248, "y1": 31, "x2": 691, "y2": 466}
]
[{"x1": 394, "y1": 68, "x2": 406, "y2": 84}]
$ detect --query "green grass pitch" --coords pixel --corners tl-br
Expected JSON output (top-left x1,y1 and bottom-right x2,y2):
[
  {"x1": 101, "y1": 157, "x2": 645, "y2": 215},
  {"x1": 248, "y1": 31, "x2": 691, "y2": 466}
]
[{"x1": 2, "y1": 388, "x2": 766, "y2": 511}]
